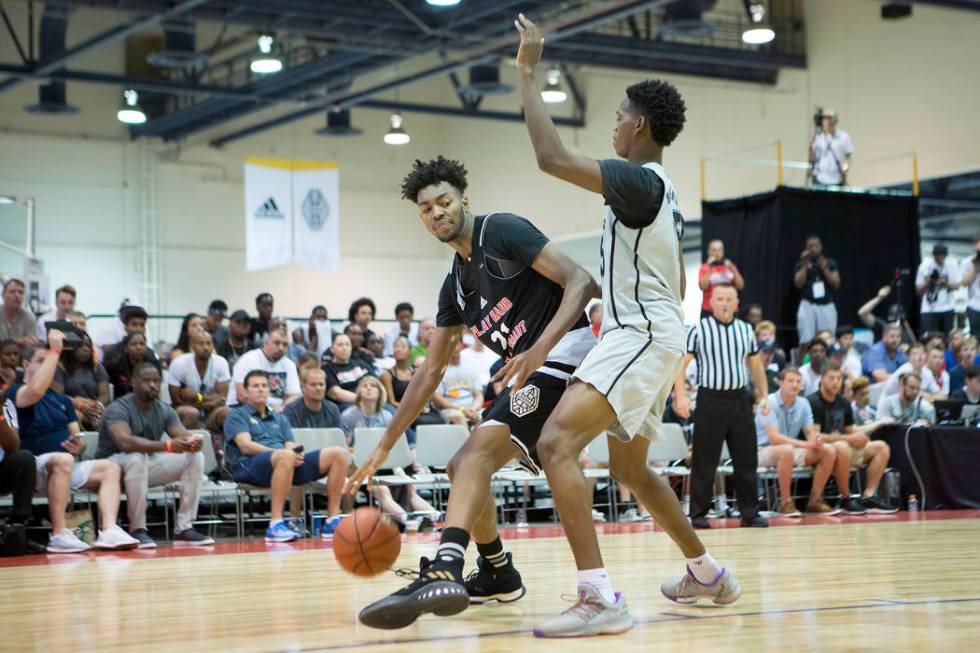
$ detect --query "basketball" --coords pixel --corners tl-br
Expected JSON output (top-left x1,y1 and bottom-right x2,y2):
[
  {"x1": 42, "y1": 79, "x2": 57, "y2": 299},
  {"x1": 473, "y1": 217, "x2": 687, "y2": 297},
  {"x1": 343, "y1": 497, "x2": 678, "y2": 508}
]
[{"x1": 332, "y1": 508, "x2": 401, "y2": 576}]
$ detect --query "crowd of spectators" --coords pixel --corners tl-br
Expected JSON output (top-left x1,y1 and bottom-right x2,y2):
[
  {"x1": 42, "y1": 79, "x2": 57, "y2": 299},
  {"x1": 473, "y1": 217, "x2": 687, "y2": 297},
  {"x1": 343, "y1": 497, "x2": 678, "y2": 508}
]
[
  {"x1": 0, "y1": 282, "x2": 494, "y2": 550},
  {"x1": 3, "y1": 229, "x2": 979, "y2": 549}
]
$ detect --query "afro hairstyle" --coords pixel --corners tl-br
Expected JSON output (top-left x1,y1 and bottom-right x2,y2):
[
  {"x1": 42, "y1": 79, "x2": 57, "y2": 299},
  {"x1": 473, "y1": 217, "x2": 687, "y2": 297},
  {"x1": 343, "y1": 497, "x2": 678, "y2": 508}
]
[
  {"x1": 625, "y1": 79, "x2": 686, "y2": 147},
  {"x1": 400, "y1": 155, "x2": 468, "y2": 202}
]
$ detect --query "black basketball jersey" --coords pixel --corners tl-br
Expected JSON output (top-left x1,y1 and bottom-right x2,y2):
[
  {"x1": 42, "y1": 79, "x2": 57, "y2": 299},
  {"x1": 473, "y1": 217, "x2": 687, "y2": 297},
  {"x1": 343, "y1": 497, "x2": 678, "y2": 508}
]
[{"x1": 436, "y1": 212, "x2": 594, "y2": 368}]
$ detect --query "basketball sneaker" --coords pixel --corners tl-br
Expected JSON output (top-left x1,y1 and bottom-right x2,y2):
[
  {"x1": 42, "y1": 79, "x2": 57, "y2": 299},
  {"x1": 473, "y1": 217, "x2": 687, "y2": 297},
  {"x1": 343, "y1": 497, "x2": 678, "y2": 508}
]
[
  {"x1": 358, "y1": 557, "x2": 470, "y2": 629},
  {"x1": 532, "y1": 584, "x2": 632, "y2": 638},
  {"x1": 463, "y1": 552, "x2": 526, "y2": 604},
  {"x1": 320, "y1": 515, "x2": 343, "y2": 537},
  {"x1": 265, "y1": 519, "x2": 301, "y2": 543},
  {"x1": 660, "y1": 567, "x2": 742, "y2": 605},
  {"x1": 839, "y1": 497, "x2": 869, "y2": 515}
]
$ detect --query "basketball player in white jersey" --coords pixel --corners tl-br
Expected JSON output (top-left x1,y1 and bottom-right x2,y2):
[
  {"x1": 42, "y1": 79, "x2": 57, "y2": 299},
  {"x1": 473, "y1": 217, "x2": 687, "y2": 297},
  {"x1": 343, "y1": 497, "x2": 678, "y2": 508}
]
[{"x1": 513, "y1": 14, "x2": 742, "y2": 637}]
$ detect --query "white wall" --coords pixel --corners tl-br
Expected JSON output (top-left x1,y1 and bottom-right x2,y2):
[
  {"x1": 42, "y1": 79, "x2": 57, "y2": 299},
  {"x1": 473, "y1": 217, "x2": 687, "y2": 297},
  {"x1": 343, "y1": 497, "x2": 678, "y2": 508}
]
[{"x1": 1, "y1": 0, "x2": 978, "y2": 332}]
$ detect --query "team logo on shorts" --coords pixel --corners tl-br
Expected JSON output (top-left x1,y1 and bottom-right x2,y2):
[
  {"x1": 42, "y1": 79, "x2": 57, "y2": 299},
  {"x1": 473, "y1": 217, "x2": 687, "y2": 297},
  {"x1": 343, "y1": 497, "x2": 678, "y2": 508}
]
[{"x1": 510, "y1": 384, "x2": 540, "y2": 418}]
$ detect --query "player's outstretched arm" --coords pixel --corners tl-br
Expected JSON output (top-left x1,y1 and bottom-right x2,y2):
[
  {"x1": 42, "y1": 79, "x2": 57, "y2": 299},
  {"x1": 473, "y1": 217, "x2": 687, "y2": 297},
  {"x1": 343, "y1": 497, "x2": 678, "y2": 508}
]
[
  {"x1": 494, "y1": 243, "x2": 599, "y2": 391},
  {"x1": 345, "y1": 324, "x2": 464, "y2": 493},
  {"x1": 515, "y1": 13, "x2": 602, "y2": 195}
]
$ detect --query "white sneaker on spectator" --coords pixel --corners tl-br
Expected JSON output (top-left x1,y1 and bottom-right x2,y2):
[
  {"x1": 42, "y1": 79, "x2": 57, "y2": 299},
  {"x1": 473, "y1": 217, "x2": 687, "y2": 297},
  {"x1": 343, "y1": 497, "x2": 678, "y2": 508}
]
[
  {"x1": 47, "y1": 529, "x2": 90, "y2": 554},
  {"x1": 591, "y1": 509, "x2": 606, "y2": 523},
  {"x1": 95, "y1": 525, "x2": 140, "y2": 550},
  {"x1": 619, "y1": 508, "x2": 643, "y2": 523}
]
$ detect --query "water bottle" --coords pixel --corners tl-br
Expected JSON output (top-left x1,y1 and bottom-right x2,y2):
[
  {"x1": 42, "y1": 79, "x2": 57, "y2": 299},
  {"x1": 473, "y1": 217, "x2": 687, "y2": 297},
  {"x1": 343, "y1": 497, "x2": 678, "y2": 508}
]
[{"x1": 908, "y1": 494, "x2": 919, "y2": 513}]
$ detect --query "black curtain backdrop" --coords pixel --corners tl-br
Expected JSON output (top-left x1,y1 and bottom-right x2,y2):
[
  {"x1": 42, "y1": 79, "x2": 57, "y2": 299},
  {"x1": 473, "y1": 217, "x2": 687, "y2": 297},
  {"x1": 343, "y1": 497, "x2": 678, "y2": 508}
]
[{"x1": 701, "y1": 187, "x2": 920, "y2": 349}]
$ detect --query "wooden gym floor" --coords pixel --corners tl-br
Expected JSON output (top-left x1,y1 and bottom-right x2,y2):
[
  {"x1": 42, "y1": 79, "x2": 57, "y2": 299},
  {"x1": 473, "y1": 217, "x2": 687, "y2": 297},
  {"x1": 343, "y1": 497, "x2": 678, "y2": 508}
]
[{"x1": 1, "y1": 511, "x2": 978, "y2": 652}]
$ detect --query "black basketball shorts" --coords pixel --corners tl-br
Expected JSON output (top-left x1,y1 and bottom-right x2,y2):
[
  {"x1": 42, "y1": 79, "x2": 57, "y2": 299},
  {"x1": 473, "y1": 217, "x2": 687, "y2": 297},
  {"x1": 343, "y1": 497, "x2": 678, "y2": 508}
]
[{"x1": 481, "y1": 370, "x2": 569, "y2": 475}]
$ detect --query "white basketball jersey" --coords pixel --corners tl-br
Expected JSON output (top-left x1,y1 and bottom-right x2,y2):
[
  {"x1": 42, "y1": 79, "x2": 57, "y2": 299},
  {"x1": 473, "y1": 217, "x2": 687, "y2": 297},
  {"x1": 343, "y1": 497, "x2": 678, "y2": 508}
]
[{"x1": 598, "y1": 161, "x2": 685, "y2": 352}]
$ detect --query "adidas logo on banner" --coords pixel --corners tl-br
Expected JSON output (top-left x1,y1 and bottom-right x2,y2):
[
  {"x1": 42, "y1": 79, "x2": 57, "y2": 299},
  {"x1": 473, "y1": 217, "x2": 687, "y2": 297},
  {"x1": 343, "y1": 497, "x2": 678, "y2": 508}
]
[{"x1": 255, "y1": 197, "x2": 285, "y2": 219}]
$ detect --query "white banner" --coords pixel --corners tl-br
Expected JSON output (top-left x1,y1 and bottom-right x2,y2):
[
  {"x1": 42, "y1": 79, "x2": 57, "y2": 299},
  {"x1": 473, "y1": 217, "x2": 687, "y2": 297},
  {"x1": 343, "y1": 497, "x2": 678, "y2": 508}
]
[
  {"x1": 243, "y1": 157, "x2": 339, "y2": 272},
  {"x1": 292, "y1": 161, "x2": 340, "y2": 272}
]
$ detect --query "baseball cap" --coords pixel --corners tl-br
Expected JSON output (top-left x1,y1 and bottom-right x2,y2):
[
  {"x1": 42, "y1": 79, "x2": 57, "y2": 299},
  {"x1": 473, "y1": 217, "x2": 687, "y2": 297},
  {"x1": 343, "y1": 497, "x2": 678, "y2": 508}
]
[
  {"x1": 828, "y1": 343, "x2": 845, "y2": 357},
  {"x1": 229, "y1": 309, "x2": 250, "y2": 322}
]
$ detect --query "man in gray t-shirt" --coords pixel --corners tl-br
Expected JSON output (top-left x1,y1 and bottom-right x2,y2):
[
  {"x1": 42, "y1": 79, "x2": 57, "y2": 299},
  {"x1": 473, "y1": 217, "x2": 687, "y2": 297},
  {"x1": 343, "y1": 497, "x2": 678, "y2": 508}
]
[
  {"x1": 877, "y1": 372, "x2": 936, "y2": 425},
  {"x1": 99, "y1": 363, "x2": 212, "y2": 547}
]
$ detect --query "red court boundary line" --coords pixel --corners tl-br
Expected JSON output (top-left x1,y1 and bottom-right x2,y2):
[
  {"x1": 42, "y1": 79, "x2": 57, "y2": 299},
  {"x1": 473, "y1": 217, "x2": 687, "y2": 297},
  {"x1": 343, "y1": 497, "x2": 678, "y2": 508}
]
[{"x1": 2, "y1": 509, "x2": 978, "y2": 569}]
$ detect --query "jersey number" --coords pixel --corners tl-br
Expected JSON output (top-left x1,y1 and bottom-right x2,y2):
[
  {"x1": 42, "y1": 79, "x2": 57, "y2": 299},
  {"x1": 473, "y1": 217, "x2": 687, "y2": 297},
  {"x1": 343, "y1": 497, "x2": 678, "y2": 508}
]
[{"x1": 489, "y1": 322, "x2": 511, "y2": 353}]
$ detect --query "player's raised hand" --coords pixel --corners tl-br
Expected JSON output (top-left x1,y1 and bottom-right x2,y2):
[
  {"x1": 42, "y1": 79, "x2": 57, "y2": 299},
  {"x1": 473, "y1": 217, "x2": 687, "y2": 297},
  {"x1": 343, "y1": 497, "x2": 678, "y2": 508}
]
[
  {"x1": 492, "y1": 344, "x2": 547, "y2": 393},
  {"x1": 515, "y1": 13, "x2": 544, "y2": 71},
  {"x1": 345, "y1": 447, "x2": 388, "y2": 496}
]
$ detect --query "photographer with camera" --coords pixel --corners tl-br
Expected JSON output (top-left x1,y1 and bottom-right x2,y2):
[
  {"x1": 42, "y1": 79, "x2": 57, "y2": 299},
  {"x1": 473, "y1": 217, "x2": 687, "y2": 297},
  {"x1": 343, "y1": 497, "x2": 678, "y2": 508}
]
[
  {"x1": 960, "y1": 236, "x2": 980, "y2": 336},
  {"x1": 698, "y1": 239, "x2": 745, "y2": 319},
  {"x1": 809, "y1": 108, "x2": 853, "y2": 187},
  {"x1": 794, "y1": 235, "x2": 840, "y2": 345},
  {"x1": 916, "y1": 244, "x2": 959, "y2": 336}
]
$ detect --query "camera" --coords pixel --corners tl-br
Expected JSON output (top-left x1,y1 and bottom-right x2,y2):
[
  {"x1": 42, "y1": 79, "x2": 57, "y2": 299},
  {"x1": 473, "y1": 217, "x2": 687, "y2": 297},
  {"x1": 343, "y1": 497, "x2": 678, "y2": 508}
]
[{"x1": 813, "y1": 106, "x2": 824, "y2": 128}]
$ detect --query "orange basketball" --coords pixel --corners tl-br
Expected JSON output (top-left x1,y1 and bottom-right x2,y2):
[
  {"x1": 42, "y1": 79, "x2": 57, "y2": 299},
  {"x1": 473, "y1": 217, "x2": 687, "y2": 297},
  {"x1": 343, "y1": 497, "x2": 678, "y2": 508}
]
[{"x1": 332, "y1": 507, "x2": 401, "y2": 576}]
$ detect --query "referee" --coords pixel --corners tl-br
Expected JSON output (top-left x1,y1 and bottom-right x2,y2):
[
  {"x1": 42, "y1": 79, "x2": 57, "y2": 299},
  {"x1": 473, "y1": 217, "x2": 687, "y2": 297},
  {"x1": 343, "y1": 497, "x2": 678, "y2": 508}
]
[{"x1": 673, "y1": 283, "x2": 770, "y2": 528}]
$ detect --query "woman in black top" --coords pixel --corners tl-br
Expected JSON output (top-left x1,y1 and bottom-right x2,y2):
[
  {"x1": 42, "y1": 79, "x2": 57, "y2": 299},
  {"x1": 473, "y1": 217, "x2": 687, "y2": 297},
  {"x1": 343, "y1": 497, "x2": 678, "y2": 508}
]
[
  {"x1": 104, "y1": 332, "x2": 161, "y2": 399},
  {"x1": 52, "y1": 332, "x2": 110, "y2": 429}
]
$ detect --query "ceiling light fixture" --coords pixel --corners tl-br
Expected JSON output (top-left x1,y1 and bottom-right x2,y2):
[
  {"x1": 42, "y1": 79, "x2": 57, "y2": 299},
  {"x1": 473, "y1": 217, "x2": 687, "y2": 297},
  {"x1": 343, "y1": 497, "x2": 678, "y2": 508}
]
[
  {"x1": 250, "y1": 35, "x2": 283, "y2": 74},
  {"x1": 426, "y1": 0, "x2": 461, "y2": 6},
  {"x1": 116, "y1": 89, "x2": 147, "y2": 124},
  {"x1": 742, "y1": 2, "x2": 775, "y2": 44},
  {"x1": 383, "y1": 113, "x2": 410, "y2": 145},
  {"x1": 541, "y1": 68, "x2": 567, "y2": 104}
]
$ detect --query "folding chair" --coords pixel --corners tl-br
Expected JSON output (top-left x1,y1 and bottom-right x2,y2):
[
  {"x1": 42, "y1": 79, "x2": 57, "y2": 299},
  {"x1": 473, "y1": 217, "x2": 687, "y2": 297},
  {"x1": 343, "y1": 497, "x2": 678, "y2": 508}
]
[
  {"x1": 648, "y1": 423, "x2": 691, "y2": 498},
  {"x1": 190, "y1": 430, "x2": 241, "y2": 539}
]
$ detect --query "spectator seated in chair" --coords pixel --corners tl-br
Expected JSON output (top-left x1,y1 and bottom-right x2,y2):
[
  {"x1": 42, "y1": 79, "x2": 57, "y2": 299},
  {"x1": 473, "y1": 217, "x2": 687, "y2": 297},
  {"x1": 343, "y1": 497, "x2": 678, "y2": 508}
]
[
  {"x1": 755, "y1": 320, "x2": 786, "y2": 371},
  {"x1": 366, "y1": 332, "x2": 393, "y2": 374},
  {"x1": 97, "y1": 304, "x2": 150, "y2": 355},
  {"x1": 104, "y1": 332, "x2": 161, "y2": 400},
  {"x1": 948, "y1": 365, "x2": 980, "y2": 405},
  {"x1": 170, "y1": 313, "x2": 206, "y2": 362},
  {"x1": 322, "y1": 332, "x2": 373, "y2": 410},
  {"x1": 380, "y1": 337, "x2": 446, "y2": 447},
  {"x1": 755, "y1": 367, "x2": 840, "y2": 517},
  {"x1": 339, "y1": 376, "x2": 437, "y2": 529},
  {"x1": 798, "y1": 338, "x2": 828, "y2": 397},
  {"x1": 0, "y1": 396, "x2": 41, "y2": 551},
  {"x1": 204, "y1": 300, "x2": 229, "y2": 350},
  {"x1": 227, "y1": 325, "x2": 300, "y2": 411},
  {"x1": 806, "y1": 365, "x2": 897, "y2": 515},
  {"x1": 343, "y1": 323, "x2": 376, "y2": 374},
  {"x1": 98, "y1": 362, "x2": 214, "y2": 548},
  {"x1": 409, "y1": 318, "x2": 436, "y2": 368},
  {"x1": 51, "y1": 332, "x2": 109, "y2": 431},
  {"x1": 34, "y1": 284, "x2": 76, "y2": 343},
  {"x1": 168, "y1": 331, "x2": 231, "y2": 433},
  {"x1": 877, "y1": 372, "x2": 936, "y2": 426},
  {"x1": 347, "y1": 296, "x2": 378, "y2": 342},
  {"x1": 224, "y1": 369, "x2": 351, "y2": 543},
  {"x1": 432, "y1": 342, "x2": 483, "y2": 427},
  {"x1": 383, "y1": 302, "x2": 419, "y2": 357},
  {"x1": 1, "y1": 339, "x2": 21, "y2": 392},
  {"x1": 876, "y1": 343, "x2": 942, "y2": 413},
  {"x1": 862, "y1": 324, "x2": 908, "y2": 383},
  {"x1": 12, "y1": 332, "x2": 138, "y2": 553},
  {"x1": 948, "y1": 337, "x2": 978, "y2": 394},
  {"x1": 0, "y1": 278, "x2": 38, "y2": 346},
  {"x1": 215, "y1": 309, "x2": 256, "y2": 371},
  {"x1": 250, "y1": 293, "x2": 275, "y2": 347}
]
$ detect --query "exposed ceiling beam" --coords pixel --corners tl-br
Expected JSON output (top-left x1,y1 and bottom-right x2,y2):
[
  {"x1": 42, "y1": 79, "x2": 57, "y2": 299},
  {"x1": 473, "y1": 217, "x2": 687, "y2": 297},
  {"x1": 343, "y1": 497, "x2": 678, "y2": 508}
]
[
  {"x1": 907, "y1": 0, "x2": 980, "y2": 12},
  {"x1": 0, "y1": 0, "x2": 211, "y2": 94},
  {"x1": 209, "y1": 0, "x2": 674, "y2": 147}
]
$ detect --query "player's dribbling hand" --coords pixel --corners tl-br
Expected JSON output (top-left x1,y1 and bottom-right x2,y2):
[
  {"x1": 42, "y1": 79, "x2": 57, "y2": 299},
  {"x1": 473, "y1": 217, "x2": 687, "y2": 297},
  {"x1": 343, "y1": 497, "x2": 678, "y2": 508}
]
[
  {"x1": 345, "y1": 448, "x2": 388, "y2": 496},
  {"x1": 492, "y1": 345, "x2": 547, "y2": 393},
  {"x1": 514, "y1": 13, "x2": 544, "y2": 71}
]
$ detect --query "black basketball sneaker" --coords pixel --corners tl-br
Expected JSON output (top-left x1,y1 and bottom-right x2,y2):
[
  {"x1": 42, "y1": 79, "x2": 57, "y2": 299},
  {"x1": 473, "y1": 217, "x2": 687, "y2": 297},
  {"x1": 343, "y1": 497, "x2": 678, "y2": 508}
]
[
  {"x1": 358, "y1": 557, "x2": 470, "y2": 629},
  {"x1": 463, "y1": 553, "x2": 527, "y2": 604}
]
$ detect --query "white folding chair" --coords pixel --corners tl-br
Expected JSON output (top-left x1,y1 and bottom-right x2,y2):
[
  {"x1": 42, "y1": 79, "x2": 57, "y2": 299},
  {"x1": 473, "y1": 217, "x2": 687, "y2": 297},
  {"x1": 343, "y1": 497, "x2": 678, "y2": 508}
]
[
  {"x1": 648, "y1": 423, "x2": 691, "y2": 496},
  {"x1": 353, "y1": 427, "x2": 414, "y2": 486},
  {"x1": 291, "y1": 427, "x2": 348, "y2": 452},
  {"x1": 584, "y1": 433, "x2": 616, "y2": 520}
]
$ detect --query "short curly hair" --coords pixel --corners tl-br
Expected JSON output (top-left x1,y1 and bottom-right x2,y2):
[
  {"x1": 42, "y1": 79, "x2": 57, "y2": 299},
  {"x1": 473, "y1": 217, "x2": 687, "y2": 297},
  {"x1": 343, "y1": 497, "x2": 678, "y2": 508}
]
[
  {"x1": 400, "y1": 156, "x2": 468, "y2": 202},
  {"x1": 625, "y1": 79, "x2": 686, "y2": 147}
]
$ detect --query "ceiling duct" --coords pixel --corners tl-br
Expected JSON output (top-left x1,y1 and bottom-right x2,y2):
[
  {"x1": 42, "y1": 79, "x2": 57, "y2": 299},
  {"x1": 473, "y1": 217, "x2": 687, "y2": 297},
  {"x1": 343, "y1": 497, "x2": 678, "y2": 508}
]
[
  {"x1": 459, "y1": 62, "x2": 513, "y2": 97},
  {"x1": 148, "y1": 18, "x2": 209, "y2": 70},
  {"x1": 25, "y1": 4, "x2": 78, "y2": 114},
  {"x1": 659, "y1": 0, "x2": 719, "y2": 38}
]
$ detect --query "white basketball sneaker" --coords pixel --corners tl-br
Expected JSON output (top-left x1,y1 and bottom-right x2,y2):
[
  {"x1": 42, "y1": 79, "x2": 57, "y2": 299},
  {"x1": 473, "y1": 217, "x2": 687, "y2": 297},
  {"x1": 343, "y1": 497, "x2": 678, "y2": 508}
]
[{"x1": 533, "y1": 584, "x2": 633, "y2": 638}]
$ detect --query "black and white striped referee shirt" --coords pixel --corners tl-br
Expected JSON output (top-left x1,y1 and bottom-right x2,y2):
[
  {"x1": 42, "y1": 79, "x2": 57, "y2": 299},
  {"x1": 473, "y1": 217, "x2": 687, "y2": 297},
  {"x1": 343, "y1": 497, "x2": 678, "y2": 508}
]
[{"x1": 686, "y1": 315, "x2": 759, "y2": 390}]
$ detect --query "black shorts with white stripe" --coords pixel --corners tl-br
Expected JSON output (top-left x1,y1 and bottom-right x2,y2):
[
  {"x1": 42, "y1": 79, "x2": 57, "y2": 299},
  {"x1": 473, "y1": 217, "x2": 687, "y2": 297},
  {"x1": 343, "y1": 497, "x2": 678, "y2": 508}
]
[{"x1": 481, "y1": 369, "x2": 570, "y2": 475}]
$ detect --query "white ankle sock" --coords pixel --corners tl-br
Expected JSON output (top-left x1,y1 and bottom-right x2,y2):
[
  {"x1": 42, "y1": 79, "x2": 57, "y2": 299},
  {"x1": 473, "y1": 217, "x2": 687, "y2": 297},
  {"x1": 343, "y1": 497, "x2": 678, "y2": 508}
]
[
  {"x1": 577, "y1": 567, "x2": 616, "y2": 603},
  {"x1": 686, "y1": 551, "x2": 723, "y2": 585}
]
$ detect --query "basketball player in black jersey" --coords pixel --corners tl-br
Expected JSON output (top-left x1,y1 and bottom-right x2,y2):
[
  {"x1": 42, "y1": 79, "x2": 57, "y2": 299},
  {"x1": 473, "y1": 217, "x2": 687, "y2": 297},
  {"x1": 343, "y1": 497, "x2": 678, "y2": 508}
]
[{"x1": 346, "y1": 157, "x2": 598, "y2": 629}]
